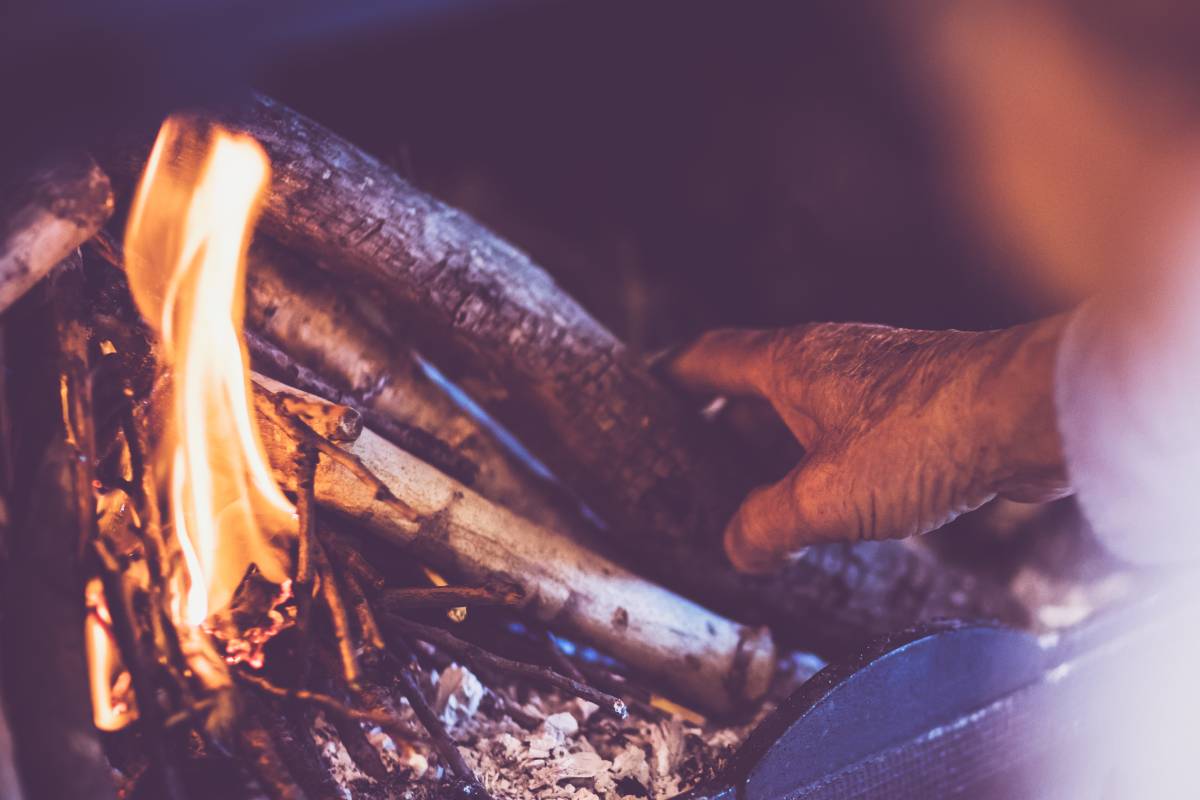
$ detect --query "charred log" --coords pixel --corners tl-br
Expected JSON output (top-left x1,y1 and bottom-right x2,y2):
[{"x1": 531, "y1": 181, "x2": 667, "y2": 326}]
[{"x1": 0, "y1": 155, "x2": 112, "y2": 315}]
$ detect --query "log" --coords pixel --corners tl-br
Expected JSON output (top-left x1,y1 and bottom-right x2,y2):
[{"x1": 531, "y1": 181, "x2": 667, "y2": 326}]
[
  {"x1": 0, "y1": 154, "x2": 112, "y2": 315},
  {"x1": 158, "y1": 94, "x2": 1028, "y2": 653},
  {"x1": 0, "y1": 255, "x2": 116, "y2": 800},
  {"x1": 244, "y1": 239, "x2": 582, "y2": 533},
  {"x1": 253, "y1": 380, "x2": 776, "y2": 716}
]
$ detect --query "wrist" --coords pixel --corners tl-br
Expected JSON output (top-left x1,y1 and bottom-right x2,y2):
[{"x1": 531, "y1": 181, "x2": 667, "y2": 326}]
[{"x1": 976, "y1": 316, "x2": 1071, "y2": 499}]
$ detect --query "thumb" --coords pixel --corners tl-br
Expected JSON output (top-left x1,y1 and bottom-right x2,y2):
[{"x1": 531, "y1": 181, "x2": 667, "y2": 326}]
[
  {"x1": 665, "y1": 328, "x2": 776, "y2": 399},
  {"x1": 722, "y1": 459, "x2": 837, "y2": 573}
]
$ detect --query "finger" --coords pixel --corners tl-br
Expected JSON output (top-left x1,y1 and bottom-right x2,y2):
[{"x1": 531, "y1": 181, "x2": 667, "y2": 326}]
[
  {"x1": 723, "y1": 457, "x2": 867, "y2": 574},
  {"x1": 664, "y1": 328, "x2": 776, "y2": 399},
  {"x1": 723, "y1": 467, "x2": 812, "y2": 574}
]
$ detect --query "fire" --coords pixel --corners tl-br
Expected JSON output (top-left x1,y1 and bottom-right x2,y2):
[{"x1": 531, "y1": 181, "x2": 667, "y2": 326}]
[{"x1": 124, "y1": 119, "x2": 296, "y2": 627}]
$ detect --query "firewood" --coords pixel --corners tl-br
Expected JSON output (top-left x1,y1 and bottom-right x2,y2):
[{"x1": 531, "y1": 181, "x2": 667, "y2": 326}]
[
  {"x1": 0, "y1": 155, "x2": 112, "y2": 315},
  {"x1": 244, "y1": 239, "x2": 579, "y2": 532},
  {"x1": 0, "y1": 256, "x2": 119, "y2": 800},
  {"x1": 111, "y1": 94, "x2": 1028, "y2": 654},
  {"x1": 253, "y1": 382, "x2": 776, "y2": 716},
  {"x1": 252, "y1": 373, "x2": 362, "y2": 443},
  {"x1": 382, "y1": 616, "x2": 627, "y2": 718},
  {"x1": 377, "y1": 583, "x2": 526, "y2": 611}
]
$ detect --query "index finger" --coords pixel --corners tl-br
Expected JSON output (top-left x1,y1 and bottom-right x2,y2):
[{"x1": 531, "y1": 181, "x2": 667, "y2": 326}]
[{"x1": 663, "y1": 328, "x2": 776, "y2": 399}]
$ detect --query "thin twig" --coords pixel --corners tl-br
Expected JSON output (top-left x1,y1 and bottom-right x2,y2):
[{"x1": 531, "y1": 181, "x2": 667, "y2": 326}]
[
  {"x1": 376, "y1": 583, "x2": 526, "y2": 611},
  {"x1": 294, "y1": 444, "x2": 317, "y2": 590},
  {"x1": 540, "y1": 626, "x2": 589, "y2": 685},
  {"x1": 253, "y1": 384, "x2": 419, "y2": 524},
  {"x1": 93, "y1": 539, "x2": 187, "y2": 799},
  {"x1": 383, "y1": 615, "x2": 627, "y2": 719},
  {"x1": 325, "y1": 533, "x2": 386, "y2": 593},
  {"x1": 333, "y1": 557, "x2": 387, "y2": 653},
  {"x1": 386, "y1": 634, "x2": 492, "y2": 797},
  {"x1": 313, "y1": 545, "x2": 361, "y2": 687},
  {"x1": 291, "y1": 442, "x2": 318, "y2": 687},
  {"x1": 237, "y1": 695, "x2": 307, "y2": 800},
  {"x1": 237, "y1": 671, "x2": 415, "y2": 748}
]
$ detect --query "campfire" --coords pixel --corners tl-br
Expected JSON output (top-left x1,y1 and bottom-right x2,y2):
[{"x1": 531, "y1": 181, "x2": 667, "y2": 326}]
[{"x1": 0, "y1": 92, "x2": 1123, "y2": 800}]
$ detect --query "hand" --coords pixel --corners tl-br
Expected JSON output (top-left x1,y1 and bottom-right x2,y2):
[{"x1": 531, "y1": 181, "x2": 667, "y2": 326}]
[{"x1": 666, "y1": 318, "x2": 1072, "y2": 573}]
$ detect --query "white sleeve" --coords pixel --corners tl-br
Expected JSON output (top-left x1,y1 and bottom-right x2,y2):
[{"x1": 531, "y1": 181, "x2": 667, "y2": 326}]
[{"x1": 1055, "y1": 264, "x2": 1200, "y2": 565}]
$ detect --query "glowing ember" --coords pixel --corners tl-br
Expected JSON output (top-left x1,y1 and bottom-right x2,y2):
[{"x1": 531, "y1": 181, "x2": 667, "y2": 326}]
[
  {"x1": 84, "y1": 577, "x2": 136, "y2": 731},
  {"x1": 124, "y1": 118, "x2": 296, "y2": 628}
]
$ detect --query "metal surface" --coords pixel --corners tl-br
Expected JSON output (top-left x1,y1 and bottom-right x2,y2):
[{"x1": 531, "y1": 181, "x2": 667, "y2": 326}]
[{"x1": 683, "y1": 584, "x2": 1200, "y2": 800}]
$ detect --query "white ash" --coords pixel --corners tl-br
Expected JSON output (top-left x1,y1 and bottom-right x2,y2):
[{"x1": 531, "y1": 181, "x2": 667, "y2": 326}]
[
  {"x1": 307, "y1": 662, "x2": 769, "y2": 799},
  {"x1": 433, "y1": 664, "x2": 485, "y2": 728}
]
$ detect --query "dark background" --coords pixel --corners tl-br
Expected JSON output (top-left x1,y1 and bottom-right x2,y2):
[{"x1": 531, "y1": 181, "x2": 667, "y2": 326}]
[
  {"x1": 257, "y1": 0, "x2": 1046, "y2": 351},
  {"x1": 3, "y1": 0, "x2": 1053, "y2": 345}
]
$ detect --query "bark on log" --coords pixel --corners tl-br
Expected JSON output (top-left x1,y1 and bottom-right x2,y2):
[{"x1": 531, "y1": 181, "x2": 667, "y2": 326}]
[
  {"x1": 244, "y1": 239, "x2": 581, "y2": 533},
  {"x1": 254, "y1": 382, "x2": 775, "y2": 716},
  {"x1": 0, "y1": 155, "x2": 112, "y2": 315},
  {"x1": 105, "y1": 97, "x2": 1027, "y2": 653}
]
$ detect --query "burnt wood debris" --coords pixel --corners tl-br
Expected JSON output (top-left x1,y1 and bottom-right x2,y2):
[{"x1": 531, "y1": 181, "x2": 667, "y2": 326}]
[{"x1": 0, "y1": 94, "x2": 1030, "y2": 799}]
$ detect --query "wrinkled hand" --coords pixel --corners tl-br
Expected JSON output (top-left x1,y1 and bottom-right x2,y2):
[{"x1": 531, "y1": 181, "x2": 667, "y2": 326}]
[{"x1": 667, "y1": 318, "x2": 1072, "y2": 573}]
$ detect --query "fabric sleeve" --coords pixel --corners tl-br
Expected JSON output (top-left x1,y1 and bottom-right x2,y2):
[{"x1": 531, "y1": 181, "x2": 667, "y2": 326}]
[{"x1": 1054, "y1": 263, "x2": 1200, "y2": 565}]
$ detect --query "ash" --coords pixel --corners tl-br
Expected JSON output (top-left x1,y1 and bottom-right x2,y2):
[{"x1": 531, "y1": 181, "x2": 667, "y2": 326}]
[{"x1": 311, "y1": 663, "x2": 767, "y2": 800}]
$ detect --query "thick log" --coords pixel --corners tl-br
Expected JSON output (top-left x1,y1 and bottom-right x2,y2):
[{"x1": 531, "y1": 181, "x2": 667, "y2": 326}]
[
  {"x1": 0, "y1": 155, "x2": 112, "y2": 315},
  {"x1": 105, "y1": 98, "x2": 1027, "y2": 652},
  {"x1": 253, "y1": 380, "x2": 776, "y2": 716}
]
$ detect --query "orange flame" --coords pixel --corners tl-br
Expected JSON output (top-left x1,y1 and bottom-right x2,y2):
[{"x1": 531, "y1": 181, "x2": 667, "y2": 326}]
[{"x1": 124, "y1": 119, "x2": 295, "y2": 626}]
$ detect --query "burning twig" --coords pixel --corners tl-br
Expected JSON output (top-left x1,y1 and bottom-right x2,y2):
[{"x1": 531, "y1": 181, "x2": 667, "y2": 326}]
[
  {"x1": 383, "y1": 615, "x2": 628, "y2": 720},
  {"x1": 253, "y1": 372, "x2": 362, "y2": 443}
]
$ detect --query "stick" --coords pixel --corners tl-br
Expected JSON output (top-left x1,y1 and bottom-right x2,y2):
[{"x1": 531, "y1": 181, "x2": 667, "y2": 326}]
[
  {"x1": 247, "y1": 328, "x2": 481, "y2": 489},
  {"x1": 123, "y1": 94, "x2": 1029, "y2": 655},
  {"x1": 384, "y1": 635, "x2": 491, "y2": 797},
  {"x1": 244, "y1": 239, "x2": 594, "y2": 537},
  {"x1": 258, "y1": 699, "x2": 343, "y2": 800},
  {"x1": 328, "y1": 550, "x2": 387, "y2": 653},
  {"x1": 238, "y1": 672, "x2": 414, "y2": 751},
  {"x1": 384, "y1": 615, "x2": 626, "y2": 719},
  {"x1": 376, "y1": 584, "x2": 525, "y2": 612},
  {"x1": 314, "y1": 545, "x2": 360, "y2": 688},
  {"x1": 253, "y1": 373, "x2": 361, "y2": 443},
  {"x1": 255, "y1": 398, "x2": 776, "y2": 715},
  {"x1": 0, "y1": 154, "x2": 112, "y2": 315},
  {"x1": 236, "y1": 699, "x2": 308, "y2": 800}
]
